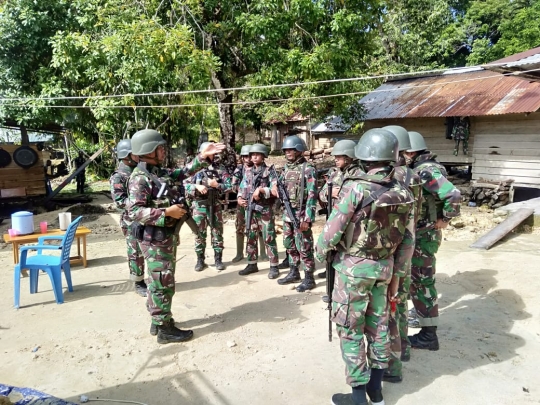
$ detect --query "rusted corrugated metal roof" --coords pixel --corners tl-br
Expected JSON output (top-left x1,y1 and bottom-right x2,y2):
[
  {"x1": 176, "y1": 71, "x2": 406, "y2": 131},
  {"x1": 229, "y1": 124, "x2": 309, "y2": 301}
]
[
  {"x1": 489, "y1": 46, "x2": 540, "y2": 64},
  {"x1": 483, "y1": 48, "x2": 540, "y2": 82},
  {"x1": 359, "y1": 69, "x2": 540, "y2": 120}
]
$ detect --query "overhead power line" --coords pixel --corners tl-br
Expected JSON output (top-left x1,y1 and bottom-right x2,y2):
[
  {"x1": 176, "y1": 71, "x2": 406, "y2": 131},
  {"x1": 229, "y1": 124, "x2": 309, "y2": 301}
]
[{"x1": 0, "y1": 66, "x2": 537, "y2": 110}]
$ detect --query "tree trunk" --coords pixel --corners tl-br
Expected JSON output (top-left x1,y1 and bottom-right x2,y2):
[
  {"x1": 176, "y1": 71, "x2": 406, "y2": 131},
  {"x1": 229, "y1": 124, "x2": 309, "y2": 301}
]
[
  {"x1": 64, "y1": 134, "x2": 72, "y2": 170},
  {"x1": 211, "y1": 71, "x2": 236, "y2": 148},
  {"x1": 20, "y1": 124, "x2": 29, "y2": 145}
]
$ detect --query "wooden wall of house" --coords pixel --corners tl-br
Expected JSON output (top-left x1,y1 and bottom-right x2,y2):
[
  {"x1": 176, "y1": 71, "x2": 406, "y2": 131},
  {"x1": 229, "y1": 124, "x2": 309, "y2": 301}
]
[
  {"x1": 472, "y1": 112, "x2": 540, "y2": 187},
  {"x1": 0, "y1": 144, "x2": 46, "y2": 198},
  {"x1": 316, "y1": 117, "x2": 475, "y2": 165}
]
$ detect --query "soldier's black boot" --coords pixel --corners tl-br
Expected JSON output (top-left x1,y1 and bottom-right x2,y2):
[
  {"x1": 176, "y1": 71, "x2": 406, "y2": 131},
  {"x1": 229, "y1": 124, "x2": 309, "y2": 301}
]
[
  {"x1": 194, "y1": 254, "x2": 207, "y2": 272},
  {"x1": 367, "y1": 369, "x2": 385, "y2": 405},
  {"x1": 382, "y1": 369, "x2": 403, "y2": 383},
  {"x1": 267, "y1": 266, "x2": 280, "y2": 279},
  {"x1": 239, "y1": 263, "x2": 259, "y2": 276},
  {"x1": 409, "y1": 326, "x2": 439, "y2": 351},
  {"x1": 150, "y1": 318, "x2": 174, "y2": 336},
  {"x1": 231, "y1": 234, "x2": 244, "y2": 263},
  {"x1": 156, "y1": 323, "x2": 193, "y2": 344},
  {"x1": 277, "y1": 254, "x2": 290, "y2": 269},
  {"x1": 331, "y1": 385, "x2": 367, "y2": 405},
  {"x1": 318, "y1": 270, "x2": 327, "y2": 279},
  {"x1": 296, "y1": 271, "x2": 316, "y2": 292},
  {"x1": 214, "y1": 252, "x2": 225, "y2": 271},
  {"x1": 277, "y1": 266, "x2": 301, "y2": 285},
  {"x1": 134, "y1": 280, "x2": 147, "y2": 297},
  {"x1": 258, "y1": 233, "x2": 268, "y2": 261}
]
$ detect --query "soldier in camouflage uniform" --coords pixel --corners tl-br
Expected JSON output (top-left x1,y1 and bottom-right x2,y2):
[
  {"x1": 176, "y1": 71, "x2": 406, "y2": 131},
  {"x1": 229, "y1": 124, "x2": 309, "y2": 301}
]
[
  {"x1": 315, "y1": 129, "x2": 415, "y2": 405},
  {"x1": 237, "y1": 143, "x2": 280, "y2": 278},
  {"x1": 273, "y1": 135, "x2": 318, "y2": 292},
  {"x1": 185, "y1": 142, "x2": 233, "y2": 272},
  {"x1": 231, "y1": 145, "x2": 259, "y2": 263},
  {"x1": 109, "y1": 139, "x2": 147, "y2": 297},
  {"x1": 381, "y1": 125, "x2": 423, "y2": 383},
  {"x1": 403, "y1": 130, "x2": 461, "y2": 351},
  {"x1": 318, "y1": 139, "x2": 365, "y2": 280},
  {"x1": 127, "y1": 129, "x2": 224, "y2": 344}
]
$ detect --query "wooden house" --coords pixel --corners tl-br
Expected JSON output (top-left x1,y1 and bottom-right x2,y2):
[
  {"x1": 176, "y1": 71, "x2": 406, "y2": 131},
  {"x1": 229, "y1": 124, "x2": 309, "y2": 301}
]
[{"x1": 341, "y1": 47, "x2": 540, "y2": 188}]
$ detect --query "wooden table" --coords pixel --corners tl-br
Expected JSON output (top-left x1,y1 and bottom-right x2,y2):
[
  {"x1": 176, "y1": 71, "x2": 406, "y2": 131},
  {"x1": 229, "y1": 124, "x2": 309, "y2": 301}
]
[{"x1": 3, "y1": 226, "x2": 92, "y2": 267}]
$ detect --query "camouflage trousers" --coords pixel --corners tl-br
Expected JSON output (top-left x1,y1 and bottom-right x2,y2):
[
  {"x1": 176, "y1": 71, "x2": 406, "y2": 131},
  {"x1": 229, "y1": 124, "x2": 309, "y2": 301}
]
[
  {"x1": 282, "y1": 221, "x2": 315, "y2": 272},
  {"x1": 410, "y1": 228, "x2": 442, "y2": 327},
  {"x1": 235, "y1": 205, "x2": 246, "y2": 235},
  {"x1": 139, "y1": 238, "x2": 177, "y2": 325},
  {"x1": 192, "y1": 202, "x2": 224, "y2": 255},
  {"x1": 246, "y1": 206, "x2": 278, "y2": 265},
  {"x1": 387, "y1": 273, "x2": 411, "y2": 377},
  {"x1": 332, "y1": 268, "x2": 391, "y2": 386},
  {"x1": 121, "y1": 222, "x2": 145, "y2": 282}
]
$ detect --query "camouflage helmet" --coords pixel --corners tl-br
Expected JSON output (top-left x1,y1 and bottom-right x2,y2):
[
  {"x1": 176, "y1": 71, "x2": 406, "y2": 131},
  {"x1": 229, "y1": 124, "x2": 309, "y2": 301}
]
[
  {"x1": 382, "y1": 125, "x2": 411, "y2": 152},
  {"x1": 407, "y1": 131, "x2": 428, "y2": 152},
  {"x1": 331, "y1": 140, "x2": 356, "y2": 159},
  {"x1": 240, "y1": 145, "x2": 252, "y2": 156},
  {"x1": 131, "y1": 129, "x2": 166, "y2": 156},
  {"x1": 282, "y1": 135, "x2": 307, "y2": 152},
  {"x1": 250, "y1": 143, "x2": 269, "y2": 157},
  {"x1": 116, "y1": 139, "x2": 132, "y2": 159},
  {"x1": 355, "y1": 128, "x2": 398, "y2": 162},
  {"x1": 199, "y1": 141, "x2": 214, "y2": 153}
]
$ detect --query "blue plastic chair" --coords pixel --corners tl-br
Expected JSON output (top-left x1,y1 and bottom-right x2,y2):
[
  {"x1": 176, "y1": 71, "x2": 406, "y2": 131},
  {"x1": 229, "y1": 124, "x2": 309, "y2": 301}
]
[{"x1": 14, "y1": 216, "x2": 83, "y2": 308}]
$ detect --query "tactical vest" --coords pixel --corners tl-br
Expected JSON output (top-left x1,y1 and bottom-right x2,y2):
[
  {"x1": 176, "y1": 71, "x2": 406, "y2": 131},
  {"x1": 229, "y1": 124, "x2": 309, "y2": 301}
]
[
  {"x1": 132, "y1": 166, "x2": 174, "y2": 209},
  {"x1": 413, "y1": 159, "x2": 447, "y2": 222},
  {"x1": 342, "y1": 178, "x2": 414, "y2": 260},
  {"x1": 283, "y1": 161, "x2": 314, "y2": 208},
  {"x1": 242, "y1": 164, "x2": 275, "y2": 205},
  {"x1": 394, "y1": 165, "x2": 422, "y2": 224}
]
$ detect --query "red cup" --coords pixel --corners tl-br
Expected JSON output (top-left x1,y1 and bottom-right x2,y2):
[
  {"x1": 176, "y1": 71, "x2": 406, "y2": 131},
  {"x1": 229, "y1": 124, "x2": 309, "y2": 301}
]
[{"x1": 40, "y1": 221, "x2": 48, "y2": 233}]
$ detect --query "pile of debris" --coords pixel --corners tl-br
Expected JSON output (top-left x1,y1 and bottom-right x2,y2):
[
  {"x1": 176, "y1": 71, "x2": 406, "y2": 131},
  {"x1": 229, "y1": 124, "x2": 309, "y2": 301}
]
[{"x1": 466, "y1": 178, "x2": 513, "y2": 209}]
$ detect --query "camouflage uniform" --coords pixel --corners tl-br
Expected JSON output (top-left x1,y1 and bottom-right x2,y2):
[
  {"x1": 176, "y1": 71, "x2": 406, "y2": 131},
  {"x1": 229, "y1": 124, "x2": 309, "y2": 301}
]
[
  {"x1": 185, "y1": 163, "x2": 232, "y2": 256},
  {"x1": 280, "y1": 158, "x2": 317, "y2": 273},
  {"x1": 315, "y1": 167, "x2": 415, "y2": 387},
  {"x1": 127, "y1": 156, "x2": 207, "y2": 326},
  {"x1": 386, "y1": 156, "x2": 422, "y2": 377},
  {"x1": 410, "y1": 152, "x2": 461, "y2": 327},
  {"x1": 109, "y1": 161, "x2": 144, "y2": 282},
  {"x1": 318, "y1": 162, "x2": 365, "y2": 204},
  {"x1": 240, "y1": 163, "x2": 278, "y2": 265},
  {"x1": 232, "y1": 163, "x2": 247, "y2": 236}
]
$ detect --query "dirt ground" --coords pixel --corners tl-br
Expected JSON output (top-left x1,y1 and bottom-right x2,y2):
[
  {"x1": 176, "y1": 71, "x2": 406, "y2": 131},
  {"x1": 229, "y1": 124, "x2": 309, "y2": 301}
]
[{"x1": 0, "y1": 195, "x2": 539, "y2": 405}]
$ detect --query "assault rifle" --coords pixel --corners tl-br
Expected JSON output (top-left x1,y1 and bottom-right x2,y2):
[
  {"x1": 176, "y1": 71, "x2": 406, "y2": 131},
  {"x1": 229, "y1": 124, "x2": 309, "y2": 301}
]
[
  {"x1": 245, "y1": 167, "x2": 265, "y2": 234},
  {"x1": 137, "y1": 162, "x2": 199, "y2": 236},
  {"x1": 326, "y1": 182, "x2": 335, "y2": 343},
  {"x1": 268, "y1": 165, "x2": 300, "y2": 230},
  {"x1": 197, "y1": 168, "x2": 220, "y2": 227}
]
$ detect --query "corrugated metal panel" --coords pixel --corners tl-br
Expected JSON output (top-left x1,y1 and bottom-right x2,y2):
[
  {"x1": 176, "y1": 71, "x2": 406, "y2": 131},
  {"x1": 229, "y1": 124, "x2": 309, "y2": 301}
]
[{"x1": 360, "y1": 70, "x2": 540, "y2": 120}]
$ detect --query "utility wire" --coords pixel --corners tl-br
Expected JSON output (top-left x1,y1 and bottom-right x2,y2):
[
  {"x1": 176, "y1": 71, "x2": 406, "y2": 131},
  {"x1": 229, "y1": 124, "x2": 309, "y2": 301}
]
[{"x1": 0, "y1": 67, "x2": 538, "y2": 110}]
